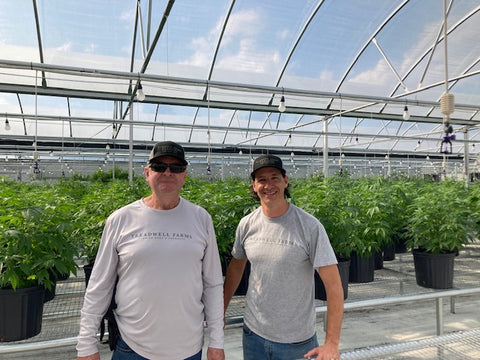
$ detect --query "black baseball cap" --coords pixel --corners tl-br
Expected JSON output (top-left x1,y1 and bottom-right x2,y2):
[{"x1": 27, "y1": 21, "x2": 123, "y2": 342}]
[
  {"x1": 251, "y1": 154, "x2": 286, "y2": 179},
  {"x1": 148, "y1": 141, "x2": 188, "y2": 165}
]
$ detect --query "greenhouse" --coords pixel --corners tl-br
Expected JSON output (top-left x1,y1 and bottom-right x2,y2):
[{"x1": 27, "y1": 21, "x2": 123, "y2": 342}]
[{"x1": 1, "y1": 1, "x2": 480, "y2": 359}]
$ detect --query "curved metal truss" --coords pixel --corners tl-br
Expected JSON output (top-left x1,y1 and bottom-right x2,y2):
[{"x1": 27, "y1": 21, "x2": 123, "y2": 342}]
[{"x1": 0, "y1": 0, "x2": 479, "y2": 179}]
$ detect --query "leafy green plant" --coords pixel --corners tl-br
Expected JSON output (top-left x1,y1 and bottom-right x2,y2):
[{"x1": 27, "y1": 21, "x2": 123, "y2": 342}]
[
  {"x1": 407, "y1": 180, "x2": 476, "y2": 254},
  {"x1": 352, "y1": 177, "x2": 392, "y2": 256},
  {"x1": 467, "y1": 181, "x2": 480, "y2": 235},
  {"x1": 90, "y1": 166, "x2": 130, "y2": 182},
  {"x1": 0, "y1": 182, "x2": 78, "y2": 290},
  {"x1": 294, "y1": 176, "x2": 359, "y2": 258},
  {"x1": 182, "y1": 178, "x2": 257, "y2": 261},
  {"x1": 72, "y1": 178, "x2": 150, "y2": 264}
]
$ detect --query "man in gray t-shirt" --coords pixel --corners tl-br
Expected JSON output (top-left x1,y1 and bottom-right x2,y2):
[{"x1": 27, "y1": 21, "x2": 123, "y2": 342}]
[{"x1": 224, "y1": 154, "x2": 344, "y2": 360}]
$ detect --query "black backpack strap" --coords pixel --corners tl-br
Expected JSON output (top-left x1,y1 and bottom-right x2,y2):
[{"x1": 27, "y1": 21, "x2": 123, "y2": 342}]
[{"x1": 99, "y1": 276, "x2": 119, "y2": 351}]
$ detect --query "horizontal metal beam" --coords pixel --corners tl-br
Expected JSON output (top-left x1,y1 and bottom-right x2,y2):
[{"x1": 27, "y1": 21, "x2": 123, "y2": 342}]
[
  {"x1": 0, "y1": 60, "x2": 479, "y2": 122},
  {"x1": 0, "y1": 59, "x2": 478, "y2": 108},
  {"x1": 3, "y1": 112, "x2": 474, "y2": 142},
  {"x1": 0, "y1": 83, "x2": 478, "y2": 127}
]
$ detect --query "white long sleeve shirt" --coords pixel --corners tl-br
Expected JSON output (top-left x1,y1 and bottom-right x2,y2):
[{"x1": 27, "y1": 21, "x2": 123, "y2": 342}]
[{"x1": 77, "y1": 198, "x2": 224, "y2": 359}]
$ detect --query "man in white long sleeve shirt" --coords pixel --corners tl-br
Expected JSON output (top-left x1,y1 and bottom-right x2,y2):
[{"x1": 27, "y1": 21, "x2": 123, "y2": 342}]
[{"x1": 77, "y1": 141, "x2": 225, "y2": 360}]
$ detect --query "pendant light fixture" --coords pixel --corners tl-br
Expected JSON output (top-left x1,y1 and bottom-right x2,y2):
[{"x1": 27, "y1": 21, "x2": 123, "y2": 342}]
[
  {"x1": 278, "y1": 96, "x2": 286, "y2": 112},
  {"x1": 4, "y1": 115, "x2": 10, "y2": 131},
  {"x1": 402, "y1": 105, "x2": 410, "y2": 120},
  {"x1": 278, "y1": 88, "x2": 286, "y2": 112},
  {"x1": 136, "y1": 81, "x2": 145, "y2": 101}
]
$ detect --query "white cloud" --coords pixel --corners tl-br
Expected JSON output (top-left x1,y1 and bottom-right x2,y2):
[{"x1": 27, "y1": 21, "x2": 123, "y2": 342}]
[
  {"x1": 348, "y1": 59, "x2": 392, "y2": 85},
  {"x1": 0, "y1": 95, "x2": 10, "y2": 106},
  {"x1": 181, "y1": 8, "x2": 274, "y2": 73},
  {"x1": 224, "y1": 9, "x2": 261, "y2": 39},
  {"x1": 56, "y1": 42, "x2": 73, "y2": 52},
  {"x1": 120, "y1": 9, "x2": 135, "y2": 22},
  {"x1": 84, "y1": 43, "x2": 98, "y2": 53},
  {"x1": 276, "y1": 29, "x2": 290, "y2": 41}
]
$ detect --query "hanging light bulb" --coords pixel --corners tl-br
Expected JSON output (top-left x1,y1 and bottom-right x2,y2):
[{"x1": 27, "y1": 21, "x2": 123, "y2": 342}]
[
  {"x1": 278, "y1": 96, "x2": 286, "y2": 113},
  {"x1": 416, "y1": 140, "x2": 421, "y2": 150},
  {"x1": 136, "y1": 81, "x2": 145, "y2": 101},
  {"x1": 5, "y1": 117, "x2": 11, "y2": 131},
  {"x1": 402, "y1": 105, "x2": 410, "y2": 120}
]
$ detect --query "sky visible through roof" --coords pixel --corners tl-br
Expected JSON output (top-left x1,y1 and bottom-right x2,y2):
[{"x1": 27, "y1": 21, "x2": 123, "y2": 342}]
[{"x1": 0, "y1": 0, "x2": 479, "y2": 178}]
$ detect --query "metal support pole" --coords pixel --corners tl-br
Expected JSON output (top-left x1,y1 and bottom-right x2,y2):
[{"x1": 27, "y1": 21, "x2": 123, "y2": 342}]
[
  {"x1": 464, "y1": 128, "x2": 469, "y2": 184},
  {"x1": 436, "y1": 297, "x2": 444, "y2": 336},
  {"x1": 450, "y1": 296, "x2": 456, "y2": 314},
  {"x1": 129, "y1": 105, "x2": 134, "y2": 184},
  {"x1": 323, "y1": 117, "x2": 328, "y2": 177}
]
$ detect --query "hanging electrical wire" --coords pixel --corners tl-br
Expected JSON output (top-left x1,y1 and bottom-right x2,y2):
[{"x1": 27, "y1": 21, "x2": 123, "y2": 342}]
[
  {"x1": 338, "y1": 95, "x2": 344, "y2": 176},
  {"x1": 206, "y1": 84, "x2": 212, "y2": 177},
  {"x1": 440, "y1": 0, "x2": 455, "y2": 155}
]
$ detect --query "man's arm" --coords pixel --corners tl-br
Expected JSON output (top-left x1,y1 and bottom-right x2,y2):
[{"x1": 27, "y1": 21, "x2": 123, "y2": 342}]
[
  {"x1": 77, "y1": 217, "x2": 119, "y2": 358},
  {"x1": 223, "y1": 257, "x2": 248, "y2": 314},
  {"x1": 207, "y1": 347, "x2": 225, "y2": 360},
  {"x1": 77, "y1": 353, "x2": 100, "y2": 360},
  {"x1": 304, "y1": 264, "x2": 344, "y2": 360},
  {"x1": 201, "y1": 218, "x2": 226, "y2": 352}
]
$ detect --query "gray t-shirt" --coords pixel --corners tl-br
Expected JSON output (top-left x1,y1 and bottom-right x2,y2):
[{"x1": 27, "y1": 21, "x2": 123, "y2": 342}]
[{"x1": 232, "y1": 204, "x2": 337, "y2": 343}]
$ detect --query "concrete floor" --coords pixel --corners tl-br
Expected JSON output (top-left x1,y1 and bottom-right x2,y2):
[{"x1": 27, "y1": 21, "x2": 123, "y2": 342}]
[{"x1": 1, "y1": 242, "x2": 479, "y2": 359}]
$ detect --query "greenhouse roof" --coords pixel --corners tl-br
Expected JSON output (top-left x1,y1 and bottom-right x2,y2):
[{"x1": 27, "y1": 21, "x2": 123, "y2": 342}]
[{"x1": 1, "y1": 0, "x2": 480, "y2": 174}]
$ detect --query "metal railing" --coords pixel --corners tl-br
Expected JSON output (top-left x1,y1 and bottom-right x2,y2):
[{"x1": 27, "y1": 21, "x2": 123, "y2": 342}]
[
  {"x1": 226, "y1": 287, "x2": 480, "y2": 336},
  {"x1": 1, "y1": 287, "x2": 479, "y2": 355}
]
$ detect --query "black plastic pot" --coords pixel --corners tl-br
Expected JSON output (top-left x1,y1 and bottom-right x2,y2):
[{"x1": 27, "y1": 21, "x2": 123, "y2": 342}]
[
  {"x1": 234, "y1": 261, "x2": 250, "y2": 296},
  {"x1": 221, "y1": 256, "x2": 250, "y2": 296},
  {"x1": 56, "y1": 271, "x2": 70, "y2": 281},
  {"x1": 83, "y1": 263, "x2": 94, "y2": 288},
  {"x1": 43, "y1": 269, "x2": 59, "y2": 303},
  {"x1": 383, "y1": 244, "x2": 396, "y2": 261},
  {"x1": 374, "y1": 250, "x2": 384, "y2": 270},
  {"x1": 315, "y1": 258, "x2": 350, "y2": 301},
  {"x1": 0, "y1": 286, "x2": 45, "y2": 342},
  {"x1": 394, "y1": 236, "x2": 408, "y2": 253},
  {"x1": 43, "y1": 279, "x2": 57, "y2": 303},
  {"x1": 349, "y1": 252, "x2": 375, "y2": 283},
  {"x1": 412, "y1": 249, "x2": 455, "y2": 289}
]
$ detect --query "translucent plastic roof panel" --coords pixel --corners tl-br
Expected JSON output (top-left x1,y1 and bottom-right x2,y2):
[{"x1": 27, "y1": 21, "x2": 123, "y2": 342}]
[
  {"x1": 154, "y1": 0, "x2": 233, "y2": 77},
  {"x1": 0, "y1": 0, "x2": 479, "y2": 170}
]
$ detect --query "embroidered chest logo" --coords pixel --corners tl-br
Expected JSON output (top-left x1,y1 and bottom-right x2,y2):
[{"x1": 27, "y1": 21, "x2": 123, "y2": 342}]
[{"x1": 130, "y1": 232, "x2": 193, "y2": 240}]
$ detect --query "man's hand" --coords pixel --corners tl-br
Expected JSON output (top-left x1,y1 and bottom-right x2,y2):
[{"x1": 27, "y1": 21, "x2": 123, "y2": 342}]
[
  {"x1": 303, "y1": 342, "x2": 340, "y2": 360},
  {"x1": 207, "y1": 347, "x2": 225, "y2": 360},
  {"x1": 77, "y1": 353, "x2": 100, "y2": 360}
]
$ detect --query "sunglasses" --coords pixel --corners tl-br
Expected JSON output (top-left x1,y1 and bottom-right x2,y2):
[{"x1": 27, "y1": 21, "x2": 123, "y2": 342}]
[{"x1": 149, "y1": 162, "x2": 186, "y2": 173}]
